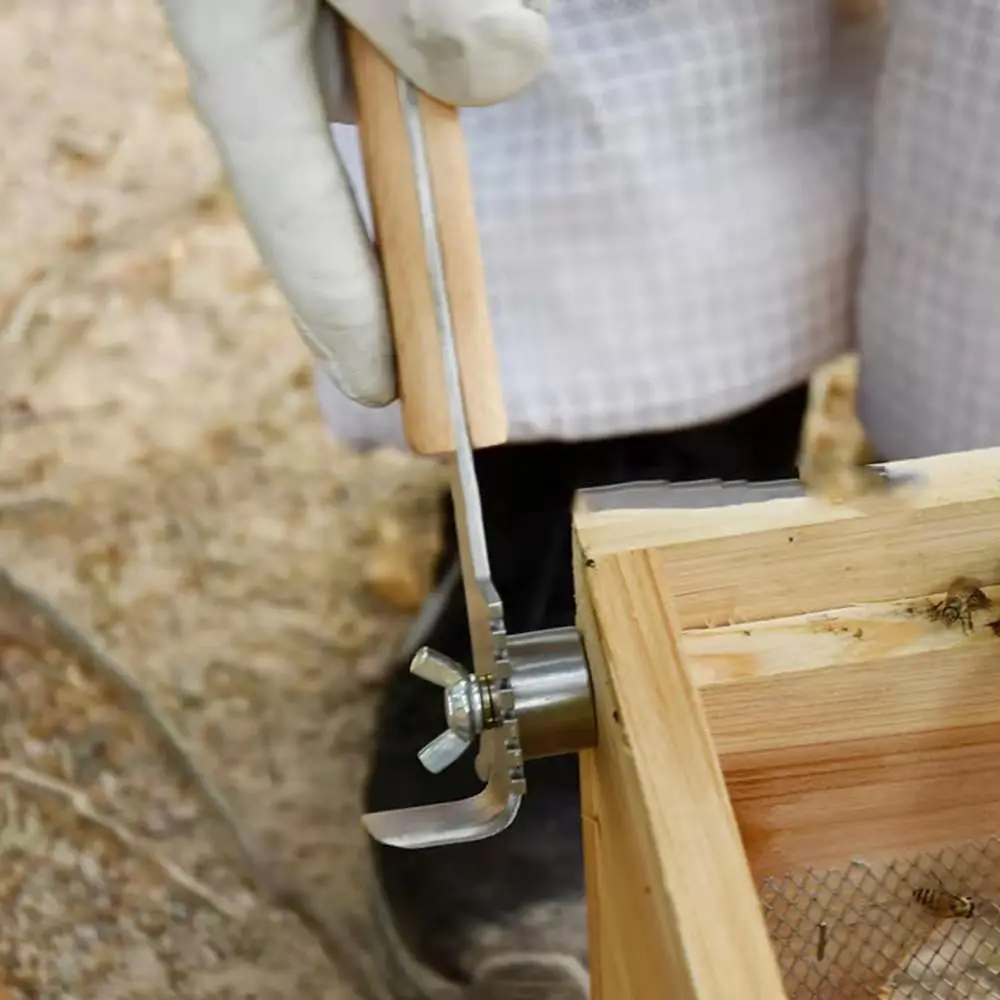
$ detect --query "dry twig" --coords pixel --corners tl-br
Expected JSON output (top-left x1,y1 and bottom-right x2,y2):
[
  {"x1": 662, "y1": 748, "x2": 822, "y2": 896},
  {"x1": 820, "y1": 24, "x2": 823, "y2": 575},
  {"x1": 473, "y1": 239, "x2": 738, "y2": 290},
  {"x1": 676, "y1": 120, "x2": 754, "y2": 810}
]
[
  {"x1": 0, "y1": 567, "x2": 263, "y2": 880},
  {"x1": 0, "y1": 761, "x2": 243, "y2": 918},
  {"x1": 0, "y1": 566, "x2": 390, "y2": 1000},
  {"x1": 0, "y1": 496, "x2": 70, "y2": 520},
  {"x1": 0, "y1": 266, "x2": 70, "y2": 349}
]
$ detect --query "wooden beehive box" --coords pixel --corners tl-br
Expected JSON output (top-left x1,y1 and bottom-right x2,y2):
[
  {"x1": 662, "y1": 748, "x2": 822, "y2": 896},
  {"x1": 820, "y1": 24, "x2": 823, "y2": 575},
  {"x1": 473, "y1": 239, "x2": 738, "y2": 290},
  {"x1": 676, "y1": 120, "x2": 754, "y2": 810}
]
[{"x1": 573, "y1": 447, "x2": 1000, "y2": 1000}]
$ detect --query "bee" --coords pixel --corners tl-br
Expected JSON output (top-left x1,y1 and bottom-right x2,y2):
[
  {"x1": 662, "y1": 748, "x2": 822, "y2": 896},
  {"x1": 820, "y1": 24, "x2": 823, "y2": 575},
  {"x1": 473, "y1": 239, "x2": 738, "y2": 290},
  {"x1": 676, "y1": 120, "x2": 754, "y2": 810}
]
[
  {"x1": 912, "y1": 884, "x2": 976, "y2": 919},
  {"x1": 815, "y1": 921, "x2": 828, "y2": 962},
  {"x1": 988, "y1": 619, "x2": 1000, "y2": 638},
  {"x1": 927, "y1": 576, "x2": 992, "y2": 634}
]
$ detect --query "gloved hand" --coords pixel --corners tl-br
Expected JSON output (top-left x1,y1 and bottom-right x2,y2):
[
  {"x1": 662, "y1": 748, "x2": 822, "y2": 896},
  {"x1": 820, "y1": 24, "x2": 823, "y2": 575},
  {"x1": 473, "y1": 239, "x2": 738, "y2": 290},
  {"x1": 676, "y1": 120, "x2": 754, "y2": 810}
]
[{"x1": 160, "y1": 0, "x2": 551, "y2": 407}]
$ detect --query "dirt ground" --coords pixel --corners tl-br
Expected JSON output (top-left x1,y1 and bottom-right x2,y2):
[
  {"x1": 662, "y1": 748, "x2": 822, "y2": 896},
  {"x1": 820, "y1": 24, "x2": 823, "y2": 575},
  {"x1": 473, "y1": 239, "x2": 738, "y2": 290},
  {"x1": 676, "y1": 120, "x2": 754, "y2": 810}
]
[{"x1": 0, "y1": 3, "x2": 447, "y2": 997}]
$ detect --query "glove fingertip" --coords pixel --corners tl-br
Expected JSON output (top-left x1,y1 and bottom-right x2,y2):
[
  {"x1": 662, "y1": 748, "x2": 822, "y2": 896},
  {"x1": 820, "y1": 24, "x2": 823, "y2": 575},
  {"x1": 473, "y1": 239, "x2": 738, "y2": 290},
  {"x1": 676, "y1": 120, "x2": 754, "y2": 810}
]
[
  {"x1": 291, "y1": 309, "x2": 397, "y2": 407},
  {"x1": 323, "y1": 356, "x2": 398, "y2": 408}
]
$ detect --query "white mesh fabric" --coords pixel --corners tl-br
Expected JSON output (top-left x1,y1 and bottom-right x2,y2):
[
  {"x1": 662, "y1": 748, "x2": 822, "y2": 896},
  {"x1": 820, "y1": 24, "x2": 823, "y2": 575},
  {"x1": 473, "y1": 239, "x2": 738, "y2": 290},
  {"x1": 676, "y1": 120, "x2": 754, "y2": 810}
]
[
  {"x1": 857, "y1": 0, "x2": 1000, "y2": 460},
  {"x1": 319, "y1": 1, "x2": 881, "y2": 450}
]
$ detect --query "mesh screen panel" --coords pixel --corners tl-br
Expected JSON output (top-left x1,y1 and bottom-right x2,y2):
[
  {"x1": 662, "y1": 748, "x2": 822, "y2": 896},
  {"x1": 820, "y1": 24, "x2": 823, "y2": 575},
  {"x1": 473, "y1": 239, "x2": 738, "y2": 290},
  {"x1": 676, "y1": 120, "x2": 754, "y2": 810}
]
[{"x1": 761, "y1": 840, "x2": 1000, "y2": 999}]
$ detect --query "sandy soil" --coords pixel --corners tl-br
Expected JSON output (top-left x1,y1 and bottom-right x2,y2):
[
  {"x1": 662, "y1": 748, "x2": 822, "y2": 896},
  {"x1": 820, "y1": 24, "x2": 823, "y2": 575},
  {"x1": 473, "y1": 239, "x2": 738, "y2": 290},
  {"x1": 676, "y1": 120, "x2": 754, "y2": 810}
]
[{"x1": 0, "y1": 3, "x2": 445, "y2": 997}]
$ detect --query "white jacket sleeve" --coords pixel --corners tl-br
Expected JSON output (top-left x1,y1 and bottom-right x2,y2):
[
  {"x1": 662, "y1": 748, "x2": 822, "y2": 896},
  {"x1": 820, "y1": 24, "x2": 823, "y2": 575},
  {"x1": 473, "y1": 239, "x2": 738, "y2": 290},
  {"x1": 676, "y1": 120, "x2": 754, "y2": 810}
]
[{"x1": 858, "y1": 0, "x2": 1000, "y2": 459}]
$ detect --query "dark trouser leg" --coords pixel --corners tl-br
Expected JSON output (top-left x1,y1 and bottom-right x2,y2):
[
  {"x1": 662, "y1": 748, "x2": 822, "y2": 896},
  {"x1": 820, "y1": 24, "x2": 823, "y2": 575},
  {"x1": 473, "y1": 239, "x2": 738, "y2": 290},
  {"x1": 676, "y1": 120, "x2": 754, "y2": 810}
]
[{"x1": 363, "y1": 385, "x2": 807, "y2": 993}]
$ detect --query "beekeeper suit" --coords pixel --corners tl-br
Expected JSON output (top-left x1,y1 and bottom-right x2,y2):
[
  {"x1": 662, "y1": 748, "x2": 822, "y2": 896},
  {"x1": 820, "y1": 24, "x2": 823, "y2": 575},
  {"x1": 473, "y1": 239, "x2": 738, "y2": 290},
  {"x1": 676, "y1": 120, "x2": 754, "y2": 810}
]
[{"x1": 162, "y1": 0, "x2": 1000, "y2": 996}]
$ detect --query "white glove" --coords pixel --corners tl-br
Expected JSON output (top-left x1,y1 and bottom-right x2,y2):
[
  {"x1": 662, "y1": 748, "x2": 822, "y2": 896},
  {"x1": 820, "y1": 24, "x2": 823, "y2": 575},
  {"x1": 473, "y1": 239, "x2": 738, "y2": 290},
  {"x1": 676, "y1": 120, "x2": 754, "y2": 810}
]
[{"x1": 160, "y1": 0, "x2": 551, "y2": 406}]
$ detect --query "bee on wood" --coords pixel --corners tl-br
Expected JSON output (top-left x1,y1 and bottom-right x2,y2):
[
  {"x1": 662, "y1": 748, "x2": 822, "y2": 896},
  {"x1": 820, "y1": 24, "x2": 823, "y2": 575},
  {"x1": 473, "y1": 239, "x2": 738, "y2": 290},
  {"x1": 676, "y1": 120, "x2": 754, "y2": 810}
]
[
  {"x1": 927, "y1": 576, "x2": 992, "y2": 634},
  {"x1": 912, "y1": 884, "x2": 976, "y2": 919},
  {"x1": 988, "y1": 619, "x2": 1000, "y2": 638}
]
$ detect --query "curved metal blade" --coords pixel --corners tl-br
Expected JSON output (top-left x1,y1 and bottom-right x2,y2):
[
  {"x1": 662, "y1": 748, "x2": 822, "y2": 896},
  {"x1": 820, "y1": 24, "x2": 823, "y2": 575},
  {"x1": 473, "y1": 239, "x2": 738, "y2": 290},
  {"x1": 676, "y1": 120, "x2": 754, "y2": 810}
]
[{"x1": 362, "y1": 790, "x2": 521, "y2": 850}]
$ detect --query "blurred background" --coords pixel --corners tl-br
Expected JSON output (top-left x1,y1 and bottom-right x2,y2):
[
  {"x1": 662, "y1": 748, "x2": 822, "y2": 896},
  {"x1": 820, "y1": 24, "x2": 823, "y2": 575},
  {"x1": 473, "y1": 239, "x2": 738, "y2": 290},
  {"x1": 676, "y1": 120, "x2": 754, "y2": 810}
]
[{"x1": 0, "y1": 3, "x2": 447, "y2": 996}]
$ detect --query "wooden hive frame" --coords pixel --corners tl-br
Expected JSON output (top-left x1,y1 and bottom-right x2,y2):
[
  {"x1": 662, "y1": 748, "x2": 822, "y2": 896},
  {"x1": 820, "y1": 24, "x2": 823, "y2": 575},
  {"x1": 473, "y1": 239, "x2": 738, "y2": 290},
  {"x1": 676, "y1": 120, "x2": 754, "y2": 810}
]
[{"x1": 572, "y1": 447, "x2": 1000, "y2": 1000}]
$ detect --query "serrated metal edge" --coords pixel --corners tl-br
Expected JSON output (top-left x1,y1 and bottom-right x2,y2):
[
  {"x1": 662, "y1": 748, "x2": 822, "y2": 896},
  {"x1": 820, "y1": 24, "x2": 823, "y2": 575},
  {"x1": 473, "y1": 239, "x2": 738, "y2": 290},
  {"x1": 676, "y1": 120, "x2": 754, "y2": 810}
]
[
  {"x1": 577, "y1": 465, "x2": 914, "y2": 512},
  {"x1": 578, "y1": 476, "x2": 806, "y2": 512}
]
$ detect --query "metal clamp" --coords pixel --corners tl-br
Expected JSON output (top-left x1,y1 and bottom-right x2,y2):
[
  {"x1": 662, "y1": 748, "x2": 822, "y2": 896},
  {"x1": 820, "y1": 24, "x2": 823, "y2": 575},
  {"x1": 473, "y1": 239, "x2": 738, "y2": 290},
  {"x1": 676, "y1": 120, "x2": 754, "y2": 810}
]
[
  {"x1": 413, "y1": 626, "x2": 596, "y2": 776},
  {"x1": 363, "y1": 623, "x2": 597, "y2": 851}
]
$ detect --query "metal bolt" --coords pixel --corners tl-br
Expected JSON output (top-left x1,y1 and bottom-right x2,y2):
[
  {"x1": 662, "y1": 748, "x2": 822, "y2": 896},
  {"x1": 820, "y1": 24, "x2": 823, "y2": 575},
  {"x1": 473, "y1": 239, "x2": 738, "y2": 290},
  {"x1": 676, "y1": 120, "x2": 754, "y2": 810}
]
[
  {"x1": 409, "y1": 627, "x2": 596, "y2": 776},
  {"x1": 410, "y1": 648, "x2": 491, "y2": 773}
]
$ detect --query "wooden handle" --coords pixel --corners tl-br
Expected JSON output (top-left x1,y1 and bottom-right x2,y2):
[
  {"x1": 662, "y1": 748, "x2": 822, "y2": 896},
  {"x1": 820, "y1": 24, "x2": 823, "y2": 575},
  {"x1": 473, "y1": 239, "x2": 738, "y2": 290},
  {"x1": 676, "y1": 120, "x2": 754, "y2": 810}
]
[{"x1": 345, "y1": 27, "x2": 508, "y2": 456}]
